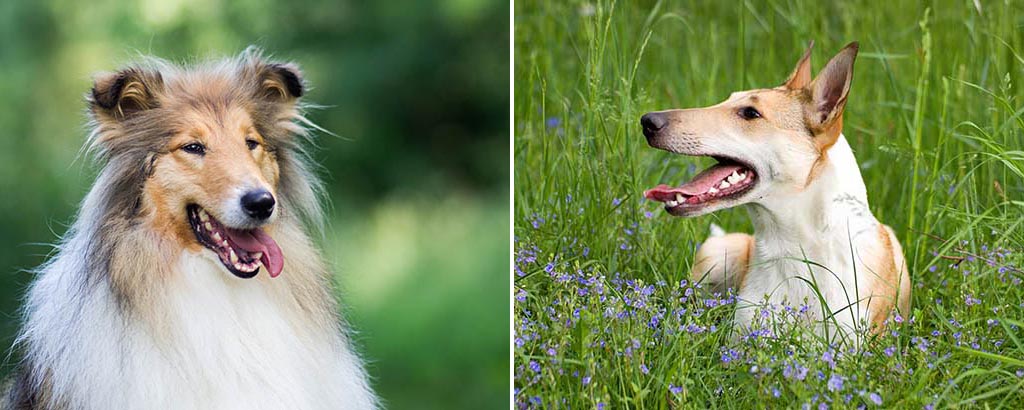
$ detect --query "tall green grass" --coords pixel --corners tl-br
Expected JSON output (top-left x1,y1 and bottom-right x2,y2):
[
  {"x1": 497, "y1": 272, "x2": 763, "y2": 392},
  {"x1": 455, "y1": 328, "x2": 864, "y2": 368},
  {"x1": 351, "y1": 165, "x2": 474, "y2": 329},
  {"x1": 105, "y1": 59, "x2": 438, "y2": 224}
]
[{"x1": 514, "y1": 1, "x2": 1024, "y2": 408}]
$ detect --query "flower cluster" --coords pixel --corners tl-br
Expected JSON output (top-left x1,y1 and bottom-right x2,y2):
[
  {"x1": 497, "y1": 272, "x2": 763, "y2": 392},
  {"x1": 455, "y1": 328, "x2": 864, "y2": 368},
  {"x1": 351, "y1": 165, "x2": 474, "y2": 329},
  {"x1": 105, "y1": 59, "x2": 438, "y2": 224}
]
[{"x1": 514, "y1": 190, "x2": 1024, "y2": 409}]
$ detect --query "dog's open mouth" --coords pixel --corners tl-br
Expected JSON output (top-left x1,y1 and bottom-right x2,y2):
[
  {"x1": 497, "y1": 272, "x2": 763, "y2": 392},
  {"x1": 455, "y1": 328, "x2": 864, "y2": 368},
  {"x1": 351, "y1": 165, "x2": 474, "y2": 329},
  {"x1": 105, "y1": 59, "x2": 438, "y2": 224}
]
[
  {"x1": 644, "y1": 156, "x2": 757, "y2": 214},
  {"x1": 187, "y1": 204, "x2": 284, "y2": 279}
]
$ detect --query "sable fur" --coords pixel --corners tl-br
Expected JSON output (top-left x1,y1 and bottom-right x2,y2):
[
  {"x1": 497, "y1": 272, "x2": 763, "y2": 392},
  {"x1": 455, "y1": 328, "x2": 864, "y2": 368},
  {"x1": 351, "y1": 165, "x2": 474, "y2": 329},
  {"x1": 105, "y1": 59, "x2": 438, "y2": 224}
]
[{"x1": 5, "y1": 48, "x2": 376, "y2": 410}]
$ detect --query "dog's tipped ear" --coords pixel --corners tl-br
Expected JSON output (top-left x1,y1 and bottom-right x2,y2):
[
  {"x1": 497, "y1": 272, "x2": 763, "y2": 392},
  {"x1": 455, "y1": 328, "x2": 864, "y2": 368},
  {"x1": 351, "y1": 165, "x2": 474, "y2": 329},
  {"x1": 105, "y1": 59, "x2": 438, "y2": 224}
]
[
  {"x1": 258, "y1": 64, "x2": 301, "y2": 101},
  {"x1": 782, "y1": 40, "x2": 814, "y2": 89},
  {"x1": 239, "y1": 47, "x2": 305, "y2": 103},
  {"x1": 259, "y1": 63, "x2": 304, "y2": 101},
  {"x1": 808, "y1": 42, "x2": 858, "y2": 129},
  {"x1": 89, "y1": 68, "x2": 163, "y2": 120}
]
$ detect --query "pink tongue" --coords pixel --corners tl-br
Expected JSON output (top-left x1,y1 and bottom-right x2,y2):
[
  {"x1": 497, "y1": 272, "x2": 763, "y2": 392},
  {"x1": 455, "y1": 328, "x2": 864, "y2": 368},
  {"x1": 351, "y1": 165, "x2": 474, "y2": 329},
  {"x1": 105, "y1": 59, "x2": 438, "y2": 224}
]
[
  {"x1": 644, "y1": 163, "x2": 743, "y2": 201},
  {"x1": 225, "y1": 227, "x2": 285, "y2": 278}
]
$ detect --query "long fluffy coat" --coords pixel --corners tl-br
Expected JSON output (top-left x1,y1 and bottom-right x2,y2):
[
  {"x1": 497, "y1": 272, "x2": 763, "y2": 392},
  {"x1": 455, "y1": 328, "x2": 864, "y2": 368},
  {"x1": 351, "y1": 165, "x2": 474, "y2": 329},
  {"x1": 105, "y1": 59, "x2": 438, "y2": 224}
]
[{"x1": 6, "y1": 48, "x2": 376, "y2": 410}]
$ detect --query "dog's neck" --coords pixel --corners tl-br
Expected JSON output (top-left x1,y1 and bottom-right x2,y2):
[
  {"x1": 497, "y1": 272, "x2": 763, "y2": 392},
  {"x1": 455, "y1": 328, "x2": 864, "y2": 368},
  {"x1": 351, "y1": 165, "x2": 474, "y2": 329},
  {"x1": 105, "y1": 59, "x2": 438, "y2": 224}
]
[{"x1": 747, "y1": 134, "x2": 873, "y2": 251}]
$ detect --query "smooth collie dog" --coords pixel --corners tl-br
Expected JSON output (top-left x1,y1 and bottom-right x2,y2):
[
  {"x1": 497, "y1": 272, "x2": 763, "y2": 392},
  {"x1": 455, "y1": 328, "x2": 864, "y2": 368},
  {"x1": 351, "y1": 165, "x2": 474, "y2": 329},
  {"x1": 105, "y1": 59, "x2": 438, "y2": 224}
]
[
  {"x1": 641, "y1": 42, "x2": 910, "y2": 343},
  {"x1": 6, "y1": 49, "x2": 376, "y2": 409}
]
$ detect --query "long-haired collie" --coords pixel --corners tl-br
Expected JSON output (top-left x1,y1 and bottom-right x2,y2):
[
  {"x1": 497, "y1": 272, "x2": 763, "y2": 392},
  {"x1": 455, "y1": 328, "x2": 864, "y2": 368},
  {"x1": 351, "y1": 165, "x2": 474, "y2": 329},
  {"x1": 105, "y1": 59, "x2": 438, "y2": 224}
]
[{"x1": 6, "y1": 48, "x2": 376, "y2": 409}]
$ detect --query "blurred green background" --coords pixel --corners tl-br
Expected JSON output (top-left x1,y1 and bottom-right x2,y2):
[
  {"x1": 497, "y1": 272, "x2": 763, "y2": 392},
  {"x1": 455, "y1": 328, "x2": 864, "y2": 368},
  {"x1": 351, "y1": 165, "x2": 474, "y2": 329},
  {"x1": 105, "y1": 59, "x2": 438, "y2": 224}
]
[{"x1": 0, "y1": 0, "x2": 508, "y2": 409}]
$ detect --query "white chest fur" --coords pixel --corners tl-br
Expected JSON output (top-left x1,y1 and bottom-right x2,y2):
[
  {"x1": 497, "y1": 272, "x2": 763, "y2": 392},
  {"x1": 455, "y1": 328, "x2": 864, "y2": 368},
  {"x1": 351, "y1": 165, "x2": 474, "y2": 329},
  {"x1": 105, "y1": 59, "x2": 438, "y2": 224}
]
[
  {"x1": 733, "y1": 135, "x2": 884, "y2": 340},
  {"x1": 22, "y1": 250, "x2": 374, "y2": 410}
]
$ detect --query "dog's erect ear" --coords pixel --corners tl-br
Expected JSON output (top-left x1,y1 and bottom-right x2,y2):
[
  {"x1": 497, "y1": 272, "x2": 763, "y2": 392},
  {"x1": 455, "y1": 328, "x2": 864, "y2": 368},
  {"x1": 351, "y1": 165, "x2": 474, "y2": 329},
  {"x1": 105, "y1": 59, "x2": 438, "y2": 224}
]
[
  {"x1": 89, "y1": 68, "x2": 163, "y2": 120},
  {"x1": 808, "y1": 42, "x2": 858, "y2": 131},
  {"x1": 782, "y1": 41, "x2": 814, "y2": 89}
]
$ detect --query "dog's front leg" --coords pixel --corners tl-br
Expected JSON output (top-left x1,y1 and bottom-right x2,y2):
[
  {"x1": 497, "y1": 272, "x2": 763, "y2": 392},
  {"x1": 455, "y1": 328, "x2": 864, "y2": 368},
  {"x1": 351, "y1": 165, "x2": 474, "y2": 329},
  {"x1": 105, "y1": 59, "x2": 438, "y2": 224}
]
[{"x1": 690, "y1": 225, "x2": 753, "y2": 295}]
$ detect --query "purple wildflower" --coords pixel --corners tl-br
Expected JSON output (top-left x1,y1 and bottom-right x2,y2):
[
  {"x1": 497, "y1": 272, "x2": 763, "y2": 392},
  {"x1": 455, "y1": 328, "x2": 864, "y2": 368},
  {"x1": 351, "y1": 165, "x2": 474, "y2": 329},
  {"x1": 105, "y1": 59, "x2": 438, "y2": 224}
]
[
  {"x1": 721, "y1": 348, "x2": 740, "y2": 363},
  {"x1": 783, "y1": 362, "x2": 809, "y2": 381},
  {"x1": 821, "y1": 351, "x2": 835, "y2": 368},
  {"x1": 868, "y1": 393, "x2": 882, "y2": 405},
  {"x1": 827, "y1": 374, "x2": 844, "y2": 392}
]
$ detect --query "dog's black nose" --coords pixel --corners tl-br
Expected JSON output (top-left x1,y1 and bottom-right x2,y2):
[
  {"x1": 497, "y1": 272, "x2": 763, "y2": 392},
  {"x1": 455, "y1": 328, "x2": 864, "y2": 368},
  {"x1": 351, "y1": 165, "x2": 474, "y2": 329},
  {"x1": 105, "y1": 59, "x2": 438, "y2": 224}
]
[
  {"x1": 241, "y1": 190, "x2": 276, "y2": 220},
  {"x1": 641, "y1": 112, "x2": 668, "y2": 138}
]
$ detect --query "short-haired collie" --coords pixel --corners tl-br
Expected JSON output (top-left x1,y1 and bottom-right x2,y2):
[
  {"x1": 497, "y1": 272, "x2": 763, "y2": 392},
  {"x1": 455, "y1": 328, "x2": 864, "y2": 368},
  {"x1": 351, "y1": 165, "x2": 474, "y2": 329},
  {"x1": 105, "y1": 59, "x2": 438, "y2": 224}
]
[
  {"x1": 642, "y1": 42, "x2": 910, "y2": 344},
  {"x1": 6, "y1": 48, "x2": 376, "y2": 409}
]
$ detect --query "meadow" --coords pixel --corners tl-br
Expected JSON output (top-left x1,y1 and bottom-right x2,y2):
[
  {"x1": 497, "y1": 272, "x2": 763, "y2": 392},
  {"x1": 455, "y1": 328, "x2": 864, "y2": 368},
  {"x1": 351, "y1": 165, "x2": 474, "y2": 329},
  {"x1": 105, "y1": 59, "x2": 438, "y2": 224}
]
[{"x1": 514, "y1": 1, "x2": 1024, "y2": 408}]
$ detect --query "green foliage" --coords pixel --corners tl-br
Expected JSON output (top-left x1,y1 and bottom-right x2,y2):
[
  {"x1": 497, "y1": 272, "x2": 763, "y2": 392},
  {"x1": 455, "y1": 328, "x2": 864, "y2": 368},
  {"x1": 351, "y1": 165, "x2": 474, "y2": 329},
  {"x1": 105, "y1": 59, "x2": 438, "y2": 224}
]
[
  {"x1": 0, "y1": 0, "x2": 508, "y2": 408},
  {"x1": 515, "y1": 0, "x2": 1024, "y2": 408}
]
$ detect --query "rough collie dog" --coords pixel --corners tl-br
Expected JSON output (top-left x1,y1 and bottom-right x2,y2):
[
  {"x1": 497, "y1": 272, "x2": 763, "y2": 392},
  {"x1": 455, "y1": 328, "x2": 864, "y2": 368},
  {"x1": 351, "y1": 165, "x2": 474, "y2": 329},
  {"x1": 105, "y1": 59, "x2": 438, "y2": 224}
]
[
  {"x1": 642, "y1": 42, "x2": 910, "y2": 343},
  {"x1": 6, "y1": 48, "x2": 376, "y2": 409}
]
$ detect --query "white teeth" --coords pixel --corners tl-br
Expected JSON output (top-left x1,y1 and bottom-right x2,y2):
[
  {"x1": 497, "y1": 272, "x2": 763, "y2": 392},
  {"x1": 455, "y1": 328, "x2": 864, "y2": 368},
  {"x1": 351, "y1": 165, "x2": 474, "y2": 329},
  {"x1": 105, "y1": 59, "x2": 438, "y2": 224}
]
[
  {"x1": 728, "y1": 171, "x2": 742, "y2": 184},
  {"x1": 233, "y1": 261, "x2": 255, "y2": 272},
  {"x1": 211, "y1": 232, "x2": 222, "y2": 242},
  {"x1": 198, "y1": 210, "x2": 209, "y2": 222},
  {"x1": 719, "y1": 181, "x2": 731, "y2": 189},
  {"x1": 221, "y1": 240, "x2": 229, "y2": 247},
  {"x1": 667, "y1": 200, "x2": 678, "y2": 207},
  {"x1": 204, "y1": 222, "x2": 214, "y2": 231},
  {"x1": 252, "y1": 252, "x2": 263, "y2": 259},
  {"x1": 675, "y1": 193, "x2": 684, "y2": 203},
  {"x1": 708, "y1": 187, "x2": 719, "y2": 194},
  {"x1": 229, "y1": 249, "x2": 239, "y2": 263}
]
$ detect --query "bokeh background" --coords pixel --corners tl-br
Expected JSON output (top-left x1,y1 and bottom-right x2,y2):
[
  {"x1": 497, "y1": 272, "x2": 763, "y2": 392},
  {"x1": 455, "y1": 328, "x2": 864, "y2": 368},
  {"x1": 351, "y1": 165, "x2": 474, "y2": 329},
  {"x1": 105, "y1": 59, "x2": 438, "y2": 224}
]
[{"x1": 0, "y1": 0, "x2": 508, "y2": 408}]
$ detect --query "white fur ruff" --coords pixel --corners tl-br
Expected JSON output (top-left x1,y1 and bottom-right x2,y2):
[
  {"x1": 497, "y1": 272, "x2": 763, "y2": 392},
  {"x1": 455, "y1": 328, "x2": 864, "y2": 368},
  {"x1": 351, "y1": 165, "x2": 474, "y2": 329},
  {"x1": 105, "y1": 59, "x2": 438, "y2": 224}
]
[{"x1": 18, "y1": 232, "x2": 375, "y2": 410}]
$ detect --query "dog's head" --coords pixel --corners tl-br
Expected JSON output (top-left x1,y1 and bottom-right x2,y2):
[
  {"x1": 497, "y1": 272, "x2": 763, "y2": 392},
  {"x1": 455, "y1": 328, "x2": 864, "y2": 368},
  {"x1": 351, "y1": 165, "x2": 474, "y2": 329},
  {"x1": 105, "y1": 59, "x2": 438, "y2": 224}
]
[
  {"x1": 642, "y1": 42, "x2": 858, "y2": 217},
  {"x1": 88, "y1": 48, "x2": 306, "y2": 278}
]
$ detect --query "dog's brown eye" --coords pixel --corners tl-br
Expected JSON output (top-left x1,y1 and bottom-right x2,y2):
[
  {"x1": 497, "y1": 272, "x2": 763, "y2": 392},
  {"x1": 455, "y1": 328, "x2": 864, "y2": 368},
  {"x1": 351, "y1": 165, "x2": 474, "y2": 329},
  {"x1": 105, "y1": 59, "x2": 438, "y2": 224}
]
[
  {"x1": 182, "y1": 143, "x2": 206, "y2": 155},
  {"x1": 246, "y1": 139, "x2": 259, "y2": 150},
  {"x1": 739, "y1": 106, "x2": 762, "y2": 120}
]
